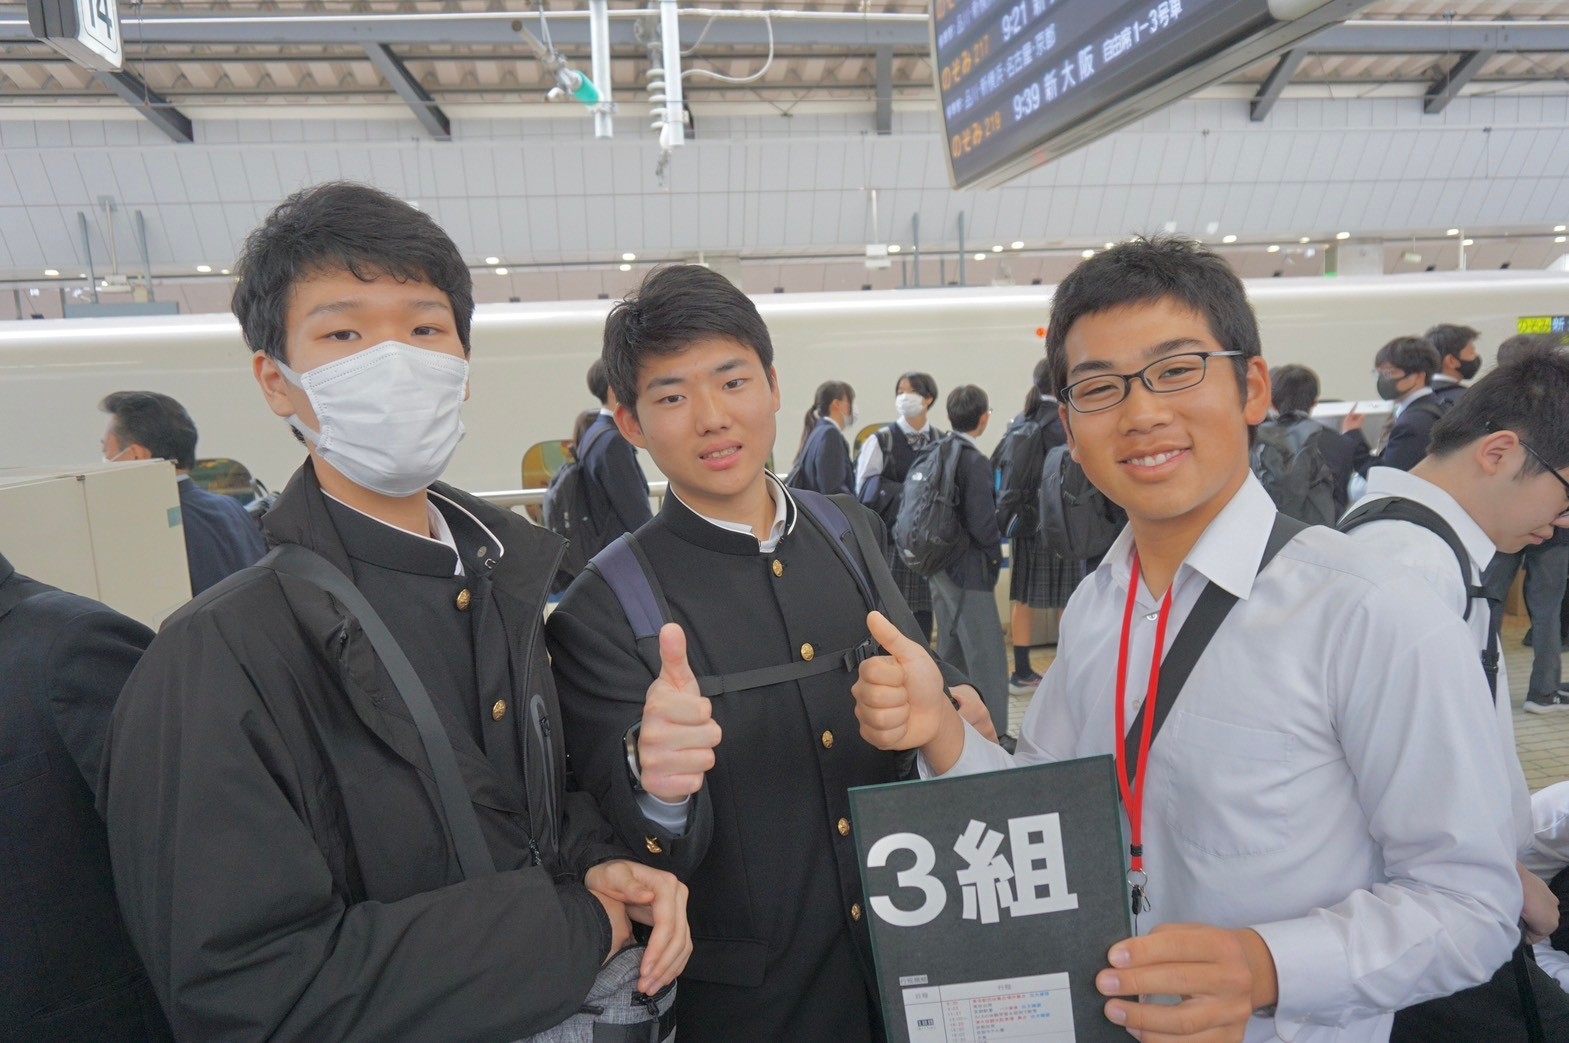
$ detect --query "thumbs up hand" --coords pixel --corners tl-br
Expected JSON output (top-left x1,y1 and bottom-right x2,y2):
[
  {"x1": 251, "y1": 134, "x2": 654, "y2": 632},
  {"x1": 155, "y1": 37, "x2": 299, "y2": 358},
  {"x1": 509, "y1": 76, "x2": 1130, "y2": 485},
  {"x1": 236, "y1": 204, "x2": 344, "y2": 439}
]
[
  {"x1": 638, "y1": 623, "x2": 722, "y2": 804},
  {"x1": 852, "y1": 611, "x2": 954, "y2": 752}
]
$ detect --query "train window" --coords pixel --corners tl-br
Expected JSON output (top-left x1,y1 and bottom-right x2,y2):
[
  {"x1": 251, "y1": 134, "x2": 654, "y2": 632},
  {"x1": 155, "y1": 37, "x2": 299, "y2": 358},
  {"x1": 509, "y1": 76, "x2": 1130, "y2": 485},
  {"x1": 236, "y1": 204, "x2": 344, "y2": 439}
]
[{"x1": 189, "y1": 458, "x2": 259, "y2": 503}]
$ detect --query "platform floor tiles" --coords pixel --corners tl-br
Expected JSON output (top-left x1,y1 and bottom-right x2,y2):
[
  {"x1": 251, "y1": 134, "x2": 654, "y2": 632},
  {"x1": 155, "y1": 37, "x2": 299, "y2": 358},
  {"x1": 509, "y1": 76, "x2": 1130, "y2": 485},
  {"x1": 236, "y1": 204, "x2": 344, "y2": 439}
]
[{"x1": 1011, "y1": 614, "x2": 1569, "y2": 794}]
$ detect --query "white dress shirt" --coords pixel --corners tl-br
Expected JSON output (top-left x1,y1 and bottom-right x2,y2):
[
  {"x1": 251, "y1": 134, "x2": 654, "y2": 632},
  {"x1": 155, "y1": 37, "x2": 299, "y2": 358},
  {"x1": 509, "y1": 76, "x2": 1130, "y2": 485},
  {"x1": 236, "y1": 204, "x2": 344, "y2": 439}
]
[
  {"x1": 1345, "y1": 467, "x2": 1531, "y2": 855},
  {"x1": 1525, "y1": 781, "x2": 1569, "y2": 988},
  {"x1": 854, "y1": 416, "x2": 935, "y2": 495},
  {"x1": 926, "y1": 476, "x2": 1519, "y2": 1042}
]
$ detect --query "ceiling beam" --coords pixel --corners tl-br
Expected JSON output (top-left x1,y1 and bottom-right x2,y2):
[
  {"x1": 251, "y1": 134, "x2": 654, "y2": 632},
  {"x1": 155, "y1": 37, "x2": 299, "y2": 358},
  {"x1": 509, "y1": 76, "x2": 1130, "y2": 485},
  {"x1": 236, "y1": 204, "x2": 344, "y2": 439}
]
[
  {"x1": 1307, "y1": 20, "x2": 1569, "y2": 55},
  {"x1": 1423, "y1": 49, "x2": 1495, "y2": 115},
  {"x1": 875, "y1": 45, "x2": 892, "y2": 135},
  {"x1": 1250, "y1": 49, "x2": 1304, "y2": 122},
  {"x1": 93, "y1": 69, "x2": 194, "y2": 142},
  {"x1": 0, "y1": 10, "x2": 931, "y2": 49},
  {"x1": 363, "y1": 43, "x2": 449, "y2": 139}
]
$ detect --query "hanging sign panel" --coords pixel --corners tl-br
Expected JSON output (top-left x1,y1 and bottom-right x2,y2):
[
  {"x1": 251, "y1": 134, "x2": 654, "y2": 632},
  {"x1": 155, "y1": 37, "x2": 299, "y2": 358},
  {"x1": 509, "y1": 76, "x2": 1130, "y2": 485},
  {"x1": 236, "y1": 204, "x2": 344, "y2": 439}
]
[
  {"x1": 851, "y1": 755, "x2": 1131, "y2": 1043},
  {"x1": 933, "y1": 0, "x2": 1369, "y2": 189},
  {"x1": 27, "y1": 0, "x2": 122, "y2": 72}
]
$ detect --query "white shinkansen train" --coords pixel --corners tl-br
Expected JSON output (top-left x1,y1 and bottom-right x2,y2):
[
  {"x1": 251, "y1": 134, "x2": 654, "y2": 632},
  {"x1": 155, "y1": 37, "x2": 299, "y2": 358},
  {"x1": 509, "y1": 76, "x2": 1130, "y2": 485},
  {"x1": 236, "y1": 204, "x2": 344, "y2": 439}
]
[{"x1": 2, "y1": 270, "x2": 1563, "y2": 493}]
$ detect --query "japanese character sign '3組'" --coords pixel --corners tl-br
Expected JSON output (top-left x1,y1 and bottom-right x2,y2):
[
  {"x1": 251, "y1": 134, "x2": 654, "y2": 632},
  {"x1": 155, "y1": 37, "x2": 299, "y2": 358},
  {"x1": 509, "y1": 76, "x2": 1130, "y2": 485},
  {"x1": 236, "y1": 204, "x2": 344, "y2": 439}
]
[{"x1": 851, "y1": 756, "x2": 1130, "y2": 1042}]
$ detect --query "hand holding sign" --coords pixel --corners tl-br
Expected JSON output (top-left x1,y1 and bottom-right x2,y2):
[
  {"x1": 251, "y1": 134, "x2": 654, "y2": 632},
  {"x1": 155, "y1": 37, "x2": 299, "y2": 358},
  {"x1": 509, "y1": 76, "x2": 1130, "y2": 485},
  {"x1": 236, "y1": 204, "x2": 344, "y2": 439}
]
[
  {"x1": 638, "y1": 623, "x2": 722, "y2": 803},
  {"x1": 1096, "y1": 924, "x2": 1278, "y2": 1041}
]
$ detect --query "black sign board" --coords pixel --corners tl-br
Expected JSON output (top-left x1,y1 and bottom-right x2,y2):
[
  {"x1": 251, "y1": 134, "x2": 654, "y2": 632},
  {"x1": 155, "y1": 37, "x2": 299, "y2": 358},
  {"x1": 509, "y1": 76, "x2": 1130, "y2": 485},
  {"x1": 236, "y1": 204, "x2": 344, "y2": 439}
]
[
  {"x1": 851, "y1": 755, "x2": 1130, "y2": 1042},
  {"x1": 932, "y1": 0, "x2": 1366, "y2": 189}
]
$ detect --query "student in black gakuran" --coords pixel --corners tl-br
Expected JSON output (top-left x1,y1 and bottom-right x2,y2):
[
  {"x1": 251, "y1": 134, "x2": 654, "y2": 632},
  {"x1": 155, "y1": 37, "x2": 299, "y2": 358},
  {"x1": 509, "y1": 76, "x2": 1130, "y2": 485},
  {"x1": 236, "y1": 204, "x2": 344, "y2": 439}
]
[
  {"x1": 581, "y1": 359, "x2": 655, "y2": 544},
  {"x1": 100, "y1": 183, "x2": 691, "y2": 1041},
  {"x1": 849, "y1": 236, "x2": 1520, "y2": 1043},
  {"x1": 546, "y1": 264, "x2": 994, "y2": 1042}
]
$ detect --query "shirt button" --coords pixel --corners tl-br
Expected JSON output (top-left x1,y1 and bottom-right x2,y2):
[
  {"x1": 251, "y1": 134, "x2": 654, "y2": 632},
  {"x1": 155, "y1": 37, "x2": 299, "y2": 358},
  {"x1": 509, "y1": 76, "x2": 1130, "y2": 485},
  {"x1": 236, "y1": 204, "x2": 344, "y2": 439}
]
[
  {"x1": 850, "y1": 903, "x2": 863, "y2": 922},
  {"x1": 455, "y1": 589, "x2": 473, "y2": 611},
  {"x1": 772, "y1": 559, "x2": 785, "y2": 577},
  {"x1": 491, "y1": 700, "x2": 507, "y2": 721},
  {"x1": 1145, "y1": 611, "x2": 1158, "y2": 622},
  {"x1": 821, "y1": 730, "x2": 834, "y2": 749},
  {"x1": 837, "y1": 817, "x2": 851, "y2": 837},
  {"x1": 645, "y1": 836, "x2": 663, "y2": 855},
  {"x1": 800, "y1": 642, "x2": 815, "y2": 662}
]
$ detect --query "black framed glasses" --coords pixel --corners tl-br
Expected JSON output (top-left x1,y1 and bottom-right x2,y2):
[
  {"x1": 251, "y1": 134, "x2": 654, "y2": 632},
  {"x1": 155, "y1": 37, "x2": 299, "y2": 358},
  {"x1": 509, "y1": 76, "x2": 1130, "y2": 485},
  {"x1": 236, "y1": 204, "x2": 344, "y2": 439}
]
[
  {"x1": 1060, "y1": 351, "x2": 1244, "y2": 414},
  {"x1": 1519, "y1": 438, "x2": 1569, "y2": 520}
]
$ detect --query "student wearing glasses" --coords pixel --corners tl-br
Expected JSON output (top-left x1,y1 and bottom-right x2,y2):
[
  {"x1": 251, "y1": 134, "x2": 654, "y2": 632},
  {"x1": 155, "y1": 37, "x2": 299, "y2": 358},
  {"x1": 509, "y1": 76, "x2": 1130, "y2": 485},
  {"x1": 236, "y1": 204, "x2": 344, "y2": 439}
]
[
  {"x1": 849, "y1": 236, "x2": 1520, "y2": 1042},
  {"x1": 1339, "y1": 340, "x2": 1569, "y2": 1039}
]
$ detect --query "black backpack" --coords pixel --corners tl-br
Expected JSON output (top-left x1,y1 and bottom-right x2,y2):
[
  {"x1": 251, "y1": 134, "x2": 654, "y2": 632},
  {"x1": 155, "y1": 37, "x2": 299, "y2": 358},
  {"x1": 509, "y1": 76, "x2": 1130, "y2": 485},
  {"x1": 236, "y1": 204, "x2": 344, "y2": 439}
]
[
  {"x1": 892, "y1": 435, "x2": 968, "y2": 576},
  {"x1": 992, "y1": 414, "x2": 1061, "y2": 538},
  {"x1": 1250, "y1": 416, "x2": 1337, "y2": 527},
  {"x1": 542, "y1": 426, "x2": 614, "y2": 595},
  {"x1": 1037, "y1": 444, "x2": 1126, "y2": 562}
]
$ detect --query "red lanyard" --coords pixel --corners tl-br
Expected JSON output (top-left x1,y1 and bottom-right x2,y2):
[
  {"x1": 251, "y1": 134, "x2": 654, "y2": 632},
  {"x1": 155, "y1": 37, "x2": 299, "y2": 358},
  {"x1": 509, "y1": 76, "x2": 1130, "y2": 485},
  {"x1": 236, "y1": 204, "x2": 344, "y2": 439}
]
[{"x1": 1114, "y1": 552, "x2": 1174, "y2": 884}]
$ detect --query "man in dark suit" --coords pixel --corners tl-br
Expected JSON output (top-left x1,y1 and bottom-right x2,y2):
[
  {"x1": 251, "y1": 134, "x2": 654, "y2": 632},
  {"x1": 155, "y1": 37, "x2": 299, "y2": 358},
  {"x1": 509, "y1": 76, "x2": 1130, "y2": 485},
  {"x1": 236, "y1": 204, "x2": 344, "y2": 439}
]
[
  {"x1": 930, "y1": 384, "x2": 1010, "y2": 740},
  {"x1": 581, "y1": 360, "x2": 654, "y2": 549},
  {"x1": 0, "y1": 552, "x2": 172, "y2": 1042},
  {"x1": 1345, "y1": 336, "x2": 1446, "y2": 477},
  {"x1": 100, "y1": 391, "x2": 266, "y2": 595}
]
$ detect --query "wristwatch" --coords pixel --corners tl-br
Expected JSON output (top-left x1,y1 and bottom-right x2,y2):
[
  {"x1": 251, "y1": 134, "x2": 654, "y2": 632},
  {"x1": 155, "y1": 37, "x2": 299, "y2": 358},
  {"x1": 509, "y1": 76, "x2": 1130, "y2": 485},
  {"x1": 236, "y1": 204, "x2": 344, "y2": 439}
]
[{"x1": 624, "y1": 722, "x2": 645, "y2": 793}]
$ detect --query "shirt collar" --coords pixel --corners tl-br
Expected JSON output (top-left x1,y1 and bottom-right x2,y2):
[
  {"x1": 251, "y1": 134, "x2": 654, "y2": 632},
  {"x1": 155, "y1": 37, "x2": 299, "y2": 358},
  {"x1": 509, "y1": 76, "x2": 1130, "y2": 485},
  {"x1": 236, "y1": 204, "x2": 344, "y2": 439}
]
[
  {"x1": 1363, "y1": 466, "x2": 1497, "y2": 574},
  {"x1": 598, "y1": 406, "x2": 614, "y2": 416},
  {"x1": 670, "y1": 471, "x2": 795, "y2": 553},
  {"x1": 1394, "y1": 385, "x2": 1434, "y2": 415},
  {"x1": 323, "y1": 490, "x2": 505, "y2": 577},
  {"x1": 954, "y1": 432, "x2": 981, "y2": 451},
  {"x1": 1100, "y1": 474, "x2": 1279, "y2": 603},
  {"x1": 896, "y1": 416, "x2": 928, "y2": 437}
]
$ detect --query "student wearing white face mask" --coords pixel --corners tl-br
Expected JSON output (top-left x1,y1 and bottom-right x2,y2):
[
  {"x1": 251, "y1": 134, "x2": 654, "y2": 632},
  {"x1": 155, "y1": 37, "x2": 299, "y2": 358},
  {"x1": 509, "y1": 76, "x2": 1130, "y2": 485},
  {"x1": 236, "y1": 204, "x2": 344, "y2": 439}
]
[
  {"x1": 100, "y1": 182, "x2": 691, "y2": 1042},
  {"x1": 785, "y1": 380, "x2": 856, "y2": 495},
  {"x1": 855, "y1": 372, "x2": 943, "y2": 641}
]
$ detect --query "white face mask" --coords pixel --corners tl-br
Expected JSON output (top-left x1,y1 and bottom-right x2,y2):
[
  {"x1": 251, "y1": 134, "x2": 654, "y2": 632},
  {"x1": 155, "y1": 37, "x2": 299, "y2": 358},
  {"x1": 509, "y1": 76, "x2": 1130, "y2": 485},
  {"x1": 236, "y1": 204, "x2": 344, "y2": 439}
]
[
  {"x1": 845, "y1": 408, "x2": 859, "y2": 428},
  {"x1": 276, "y1": 341, "x2": 468, "y2": 498},
  {"x1": 895, "y1": 393, "x2": 925, "y2": 420},
  {"x1": 103, "y1": 445, "x2": 132, "y2": 463}
]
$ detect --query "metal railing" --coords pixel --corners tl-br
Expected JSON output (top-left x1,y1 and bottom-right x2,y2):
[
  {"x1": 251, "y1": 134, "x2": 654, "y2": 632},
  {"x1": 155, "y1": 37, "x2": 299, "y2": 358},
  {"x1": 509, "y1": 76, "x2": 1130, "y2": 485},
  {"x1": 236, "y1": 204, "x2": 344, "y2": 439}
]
[{"x1": 474, "y1": 481, "x2": 670, "y2": 512}]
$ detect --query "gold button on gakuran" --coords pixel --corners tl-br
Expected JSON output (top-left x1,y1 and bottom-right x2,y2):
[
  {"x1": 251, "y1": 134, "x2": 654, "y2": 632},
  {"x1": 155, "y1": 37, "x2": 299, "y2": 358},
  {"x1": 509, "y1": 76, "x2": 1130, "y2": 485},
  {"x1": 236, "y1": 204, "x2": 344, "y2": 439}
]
[
  {"x1": 837, "y1": 817, "x2": 850, "y2": 837},
  {"x1": 800, "y1": 642, "x2": 814, "y2": 662},
  {"x1": 645, "y1": 836, "x2": 663, "y2": 855},
  {"x1": 772, "y1": 559, "x2": 784, "y2": 577},
  {"x1": 491, "y1": 700, "x2": 506, "y2": 722},
  {"x1": 850, "y1": 903, "x2": 863, "y2": 922},
  {"x1": 455, "y1": 589, "x2": 472, "y2": 611},
  {"x1": 820, "y1": 730, "x2": 834, "y2": 749}
]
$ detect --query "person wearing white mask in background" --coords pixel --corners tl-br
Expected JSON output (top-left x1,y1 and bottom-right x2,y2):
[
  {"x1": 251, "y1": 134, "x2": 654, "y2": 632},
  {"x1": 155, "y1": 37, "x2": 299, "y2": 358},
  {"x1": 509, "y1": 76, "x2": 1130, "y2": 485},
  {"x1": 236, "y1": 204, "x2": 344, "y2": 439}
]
[
  {"x1": 856, "y1": 372, "x2": 943, "y2": 642},
  {"x1": 100, "y1": 182, "x2": 691, "y2": 1041},
  {"x1": 785, "y1": 380, "x2": 856, "y2": 495}
]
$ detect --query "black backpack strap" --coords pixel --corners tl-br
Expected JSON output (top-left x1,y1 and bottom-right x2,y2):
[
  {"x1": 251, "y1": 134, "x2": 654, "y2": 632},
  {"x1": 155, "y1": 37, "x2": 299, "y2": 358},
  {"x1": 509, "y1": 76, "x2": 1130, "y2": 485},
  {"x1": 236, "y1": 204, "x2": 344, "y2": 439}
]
[
  {"x1": 1123, "y1": 514, "x2": 1307, "y2": 777},
  {"x1": 1338, "y1": 497, "x2": 1478, "y2": 622},
  {"x1": 828, "y1": 492, "x2": 930, "y2": 651},
  {"x1": 589, "y1": 525, "x2": 876, "y2": 698},
  {"x1": 262, "y1": 544, "x2": 497, "y2": 880}
]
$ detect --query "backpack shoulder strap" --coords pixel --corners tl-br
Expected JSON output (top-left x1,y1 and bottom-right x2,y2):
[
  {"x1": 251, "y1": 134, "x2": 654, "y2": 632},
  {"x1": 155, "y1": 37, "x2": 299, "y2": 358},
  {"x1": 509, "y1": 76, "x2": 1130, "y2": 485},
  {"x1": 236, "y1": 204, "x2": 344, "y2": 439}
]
[
  {"x1": 792, "y1": 488, "x2": 871, "y2": 603},
  {"x1": 1124, "y1": 514, "x2": 1307, "y2": 777},
  {"x1": 1338, "y1": 497, "x2": 1476, "y2": 620},
  {"x1": 263, "y1": 543, "x2": 497, "y2": 880}
]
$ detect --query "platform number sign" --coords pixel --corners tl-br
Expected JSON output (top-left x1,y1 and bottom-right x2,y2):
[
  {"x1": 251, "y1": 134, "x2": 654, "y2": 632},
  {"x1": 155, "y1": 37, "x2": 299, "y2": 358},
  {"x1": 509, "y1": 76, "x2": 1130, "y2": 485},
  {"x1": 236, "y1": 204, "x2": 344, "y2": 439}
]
[{"x1": 26, "y1": 0, "x2": 124, "y2": 72}]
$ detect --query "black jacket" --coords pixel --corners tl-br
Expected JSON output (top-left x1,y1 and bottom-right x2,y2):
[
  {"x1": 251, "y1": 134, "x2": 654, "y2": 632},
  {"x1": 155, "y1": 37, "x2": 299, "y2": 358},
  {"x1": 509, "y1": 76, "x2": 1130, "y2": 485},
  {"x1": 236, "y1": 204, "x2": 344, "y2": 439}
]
[
  {"x1": 177, "y1": 475, "x2": 267, "y2": 595},
  {"x1": 788, "y1": 418, "x2": 854, "y2": 495},
  {"x1": 1351, "y1": 393, "x2": 1446, "y2": 476},
  {"x1": 579, "y1": 412, "x2": 653, "y2": 541},
  {"x1": 1429, "y1": 377, "x2": 1467, "y2": 410},
  {"x1": 0, "y1": 556, "x2": 170, "y2": 1043},
  {"x1": 942, "y1": 436, "x2": 1004, "y2": 591},
  {"x1": 102, "y1": 462, "x2": 624, "y2": 1043},
  {"x1": 547, "y1": 488, "x2": 970, "y2": 1041}
]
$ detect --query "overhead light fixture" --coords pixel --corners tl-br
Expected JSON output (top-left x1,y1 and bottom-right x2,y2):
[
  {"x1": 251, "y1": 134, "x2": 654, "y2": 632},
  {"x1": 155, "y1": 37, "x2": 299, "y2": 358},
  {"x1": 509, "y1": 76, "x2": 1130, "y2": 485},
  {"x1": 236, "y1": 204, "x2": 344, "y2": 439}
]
[
  {"x1": 1461, "y1": 238, "x2": 1474, "y2": 246},
  {"x1": 1446, "y1": 228, "x2": 1459, "y2": 236},
  {"x1": 1010, "y1": 240, "x2": 1024, "y2": 250},
  {"x1": 495, "y1": 266, "x2": 509, "y2": 275},
  {"x1": 973, "y1": 253, "x2": 986, "y2": 261},
  {"x1": 44, "y1": 268, "x2": 59, "y2": 276},
  {"x1": 196, "y1": 264, "x2": 212, "y2": 273},
  {"x1": 1556, "y1": 226, "x2": 1567, "y2": 233},
  {"x1": 889, "y1": 244, "x2": 902, "y2": 254},
  {"x1": 1335, "y1": 232, "x2": 1351, "y2": 240},
  {"x1": 991, "y1": 244, "x2": 1003, "y2": 253},
  {"x1": 1401, "y1": 250, "x2": 1423, "y2": 264},
  {"x1": 221, "y1": 269, "x2": 230, "y2": 275},
  {"x1": 1266, "y1": 245, "x2": 1280, "y2": 254},
  {"x1": 1104, "y1": 242, "x2": 1114, "y2": 250},
  {"x1": 622, "y1": 252, "x2": 636, "y2": 262},
  {"x1": 1557, "y1": 236, "x2": 1567, "y2": 244},
  {"x1": 619, "y1": 263, "x2": 632, "y2": 271},
  {"x1": 484, "y1": 256, "x2": 500, "y2": 265},
  {"x1": 1081, "y1": 249, "x2": 1095, "y2": 258},
  {"x1": 1221, "y1": 234, "x2": 1237, "y2": 244},
  {"x1": 1299, "y1": 237, "x2": 1311, "y2": 244}
]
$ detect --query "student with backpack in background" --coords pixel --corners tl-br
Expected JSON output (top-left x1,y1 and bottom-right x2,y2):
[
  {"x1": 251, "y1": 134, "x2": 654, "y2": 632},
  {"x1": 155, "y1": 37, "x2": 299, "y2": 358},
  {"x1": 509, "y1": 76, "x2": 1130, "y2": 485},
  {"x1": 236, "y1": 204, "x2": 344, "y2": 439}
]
[
  {"x1": 581, "y1": 360, "x2": 655, "y2": 541},
  {"x1": 993, "y1": 359, "x2": 1078, "y2": 694},
  {"x1": 1252, "y1": 364, "x2": 1349, "y2": 523},
  {"x1": 541, "y1": 408, "x2": 604, "y2": 594},
  {"x1": 855, "y1": 371, "x2": 943, "y2": 641},
  {"x1": 924, "y1": 384, "x2": 1010, "y2": 741},
  {"x1": 786, "y1": 380, "x2": 855, "y2": 494}
]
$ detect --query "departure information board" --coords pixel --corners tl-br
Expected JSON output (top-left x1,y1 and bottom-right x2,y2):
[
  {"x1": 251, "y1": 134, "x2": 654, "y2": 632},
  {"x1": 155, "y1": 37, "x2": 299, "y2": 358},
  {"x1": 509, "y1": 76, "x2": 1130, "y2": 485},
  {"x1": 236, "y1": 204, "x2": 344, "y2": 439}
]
[
  {"x1": 1518, "y1": 316, "x2": 1569, "y2": 346},
  {"x1": 934, "y1": 0, "x2": 1318, "y2": 189}
]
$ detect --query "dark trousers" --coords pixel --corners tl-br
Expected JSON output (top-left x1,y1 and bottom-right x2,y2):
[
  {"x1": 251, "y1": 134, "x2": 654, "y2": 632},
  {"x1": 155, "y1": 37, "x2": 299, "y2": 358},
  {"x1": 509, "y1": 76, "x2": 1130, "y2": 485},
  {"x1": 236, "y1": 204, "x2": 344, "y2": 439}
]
[
  {"x1": 1491, "y1": 542, "x2": 1569, "y2": 698},
  {"x1": 1391, "y1": 951, "x2": 1569, "y2": 1042}
]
